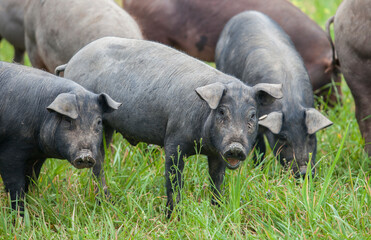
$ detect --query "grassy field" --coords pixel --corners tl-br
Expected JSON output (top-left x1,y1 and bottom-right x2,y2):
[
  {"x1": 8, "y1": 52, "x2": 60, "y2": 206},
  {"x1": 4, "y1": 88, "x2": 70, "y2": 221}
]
[{"x1": 0, "y1": 0, "x2": 370, "y2": 239}]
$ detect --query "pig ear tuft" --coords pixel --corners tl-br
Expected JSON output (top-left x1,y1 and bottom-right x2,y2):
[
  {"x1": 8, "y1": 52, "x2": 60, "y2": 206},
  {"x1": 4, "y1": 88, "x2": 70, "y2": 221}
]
[
  {"x1": 258, "y1": 111, "x2": 283, "y2": 134},
  {"x1": 47, "y1": 93, "x2": 79, "y2": 119},
  {"x1": 99, "y1": 93, "x2": 122, "y2": 113},
  {"x1": 195, "y1": 82, "x2": 226, "y2": 109},
  {"x1": 305, "y1": 108, "x2": 333, "y2": 134},
  {"x1": 253, "y1": 83, "x2": 283, "y2": 105}
]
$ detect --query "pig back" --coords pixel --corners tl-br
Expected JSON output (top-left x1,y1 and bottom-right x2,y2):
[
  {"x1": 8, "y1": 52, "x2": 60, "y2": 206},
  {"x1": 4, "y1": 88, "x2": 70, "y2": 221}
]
[
  {"x1": 24, "y1": 0, "x2": 143, "y2": 72},
  {"x1": 64, "y1": 37, "x2": 237, "y2": 146},
  {"x1": 216, "y1": 12, "x2": 314, "y2": 111}
]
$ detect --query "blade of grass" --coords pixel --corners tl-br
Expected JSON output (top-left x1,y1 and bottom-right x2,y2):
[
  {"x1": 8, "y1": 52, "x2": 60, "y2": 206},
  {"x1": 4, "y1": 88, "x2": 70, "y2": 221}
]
[{"x1": 315, "y1": 121, "x2": 350, "y2": 213}]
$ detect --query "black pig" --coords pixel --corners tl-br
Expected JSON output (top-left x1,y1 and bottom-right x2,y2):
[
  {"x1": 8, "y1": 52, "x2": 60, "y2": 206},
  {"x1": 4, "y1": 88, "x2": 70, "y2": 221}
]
[
  {"x1": 332, "y1": 0, "x2": 371, "y2": 156},
  {"x1": 0, "y1": 61, "x2": 121, "y2": 212},
  {"x1": 56, "y1": 37, "x2": 283, "y2": 217},
  {"x1": 216, "y1": 11, "x2": 333, "y2": 177}
]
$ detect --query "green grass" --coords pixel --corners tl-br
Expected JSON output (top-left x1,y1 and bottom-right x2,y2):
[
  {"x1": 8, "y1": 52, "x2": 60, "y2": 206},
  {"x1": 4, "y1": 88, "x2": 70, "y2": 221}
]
[{"x1": 1, "y1": 0, "x2": 370, "y2": 238}]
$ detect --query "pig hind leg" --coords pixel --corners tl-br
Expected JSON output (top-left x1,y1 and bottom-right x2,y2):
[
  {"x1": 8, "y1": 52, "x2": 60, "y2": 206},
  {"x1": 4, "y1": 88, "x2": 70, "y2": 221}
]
[{"x1": 208, "y1": 156, "x2": 226, "y2": 206}]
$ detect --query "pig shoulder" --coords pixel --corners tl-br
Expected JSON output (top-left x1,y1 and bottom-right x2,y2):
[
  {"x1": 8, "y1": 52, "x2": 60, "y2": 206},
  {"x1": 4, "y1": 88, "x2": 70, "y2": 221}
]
[{"x1": 0, "y1": 62, "x2": 88, "y2": 140}]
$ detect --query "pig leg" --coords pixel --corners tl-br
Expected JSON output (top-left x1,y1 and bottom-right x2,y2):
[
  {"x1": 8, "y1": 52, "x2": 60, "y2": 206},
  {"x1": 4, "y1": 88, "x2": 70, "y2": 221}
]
[
  {"x1": 92, "y1": 126, "x2": 115, "y2": 198},
  {"x1": 0, "y1": 146, "x2": 29, "y2": 212},
  {"x1": 92, "y1": 156, "x2": 109, "y2": 198},
  {"x1": 164, "y1": 142, "x2": 188, "y2": 218},
  {"x1": 253, "y1": 134, "x2": 266, "y2": 166},
  {"x1": 13, "y1": 47, "x2": 25, "y2": 64},
  {"x1": 208, "y1": 156, "x2": 226, "y2": 206},
  {"x1": 25, "y1": 158, "x2": 46, "y2": 190},
  {"x1": 355, "y1": 95, "x2": 371, "y2": 156}
]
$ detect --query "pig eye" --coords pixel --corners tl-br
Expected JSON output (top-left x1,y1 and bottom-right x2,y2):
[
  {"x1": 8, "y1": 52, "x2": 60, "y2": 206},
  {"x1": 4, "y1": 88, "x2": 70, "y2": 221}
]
[
  {"x1": 250, "y1": 112, "x2": 256, "y2": 120},
  {"x1": 278, "y1": 134, "x2": 287, "y2": 141},
  {"x1": 218, "y1": 107, "x2": 225, "y2": 116},
  {"x1": 62, "y1": 116, "x2": 72, "y2": 124}
]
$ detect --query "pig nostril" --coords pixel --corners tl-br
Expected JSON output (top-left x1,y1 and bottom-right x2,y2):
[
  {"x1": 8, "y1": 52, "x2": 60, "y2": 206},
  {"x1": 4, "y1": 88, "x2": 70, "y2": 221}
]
[
  {"x1": 225, "y1": 149, "x2": 245, "y2": 160},
  {"x1": 75, "y1": 159, "x2": 83, "y2": 165},
  {"x1": 238, "y1": 152, "x2": 245, "y2": 160},
  {"x1": 299, "y1": 166, "x2": 308, "y2": 177}
]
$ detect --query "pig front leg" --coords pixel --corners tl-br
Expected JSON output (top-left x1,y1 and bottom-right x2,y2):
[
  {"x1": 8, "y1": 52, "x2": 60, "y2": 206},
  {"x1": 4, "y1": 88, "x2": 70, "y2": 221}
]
[
  {"x1": 25, "y1": 158, "x2": 46, "y2": 190},
  {"x1": 92, "y1": 156, "x2": 109, "y2": 199},
  {"x1": 208, "y1": 155, "x2": 226, "y2": 206},
  {"x1": 164, "y1": 141, "x2": 189, "y2": 219},
  {"x1": 93, "y1": 126, "x2": 115, "y2": 199},
  {"x1": 0, "y1": 148, "x2": 29, "y2": 212},
  {"x1": 253, "y1": 134, "x2": 266, "y2": 166}
]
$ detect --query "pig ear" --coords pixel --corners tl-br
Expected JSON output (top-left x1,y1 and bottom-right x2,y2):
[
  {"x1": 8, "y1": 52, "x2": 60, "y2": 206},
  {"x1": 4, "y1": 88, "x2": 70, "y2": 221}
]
[
  {"x1": 253, "y1": 83, "x2": 283, "y2": 105},
  {"x1": 98, "y1": 93, "x2": 122, "y2": 113},
  {"x1": 258, "y1": 111, "x2": 283, "y2": 134},
  {"x1": 47, "y1": 93, "x2": 79, "y2": 119},
  {"x1": 305, "y1": 108, "x2": 333, "y2": 134},
  {"x1": 195, "y1": 82, "x2": 226, "y2": 109}
]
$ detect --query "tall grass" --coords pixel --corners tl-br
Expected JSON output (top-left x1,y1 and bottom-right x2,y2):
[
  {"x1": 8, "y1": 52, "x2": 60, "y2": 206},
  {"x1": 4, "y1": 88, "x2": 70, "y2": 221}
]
[{"x1": 0, "y1": 0, "x2": 370, "y2": 239}]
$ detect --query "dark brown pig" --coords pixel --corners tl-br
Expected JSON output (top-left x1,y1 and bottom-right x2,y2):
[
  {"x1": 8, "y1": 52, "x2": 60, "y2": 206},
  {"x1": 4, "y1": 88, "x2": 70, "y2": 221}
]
[
  {"x1": 0, "y1": 0, "x2": 26, "y2": 63},
  {"x1": 24, "y1": 0, "x2": 143, "y2": 73},
  {"x1": 124, "y1": 0, "x2": 342, "y2": 104},
  {"x1": 333, "y1": 0, "x2": 371, "y2": 155}
]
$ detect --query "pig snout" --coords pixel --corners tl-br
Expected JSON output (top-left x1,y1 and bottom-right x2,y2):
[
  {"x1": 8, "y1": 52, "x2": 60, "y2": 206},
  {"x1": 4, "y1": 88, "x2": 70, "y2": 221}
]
[
  {"x1": 72, "y1": 150, "x2": 96, "y2": 169},
  {"x1": 297, "y1": 165, "x2": 315, "y2": 179},
  {"x1": 222, "y1": 142, "x2": 247, "y2": 170},
  {"x1": 290, "y1": 163, "x2": 315, "y2": 179}
]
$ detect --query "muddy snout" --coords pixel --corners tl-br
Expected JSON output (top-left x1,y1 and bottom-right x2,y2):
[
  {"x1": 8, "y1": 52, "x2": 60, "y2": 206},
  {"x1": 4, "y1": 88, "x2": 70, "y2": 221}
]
[
  {"x1": 296, "y1": 165, "x2": 316, "y2": 179},
  {"x1": 288, "y1": 161, "x2": 316, "y2": 179},
  {"x1": 72, "y1": 150, "x2": 96, "y2": 169},
  {"x1": 223, "y1": 142, "x2": 247, "y2": 170}
]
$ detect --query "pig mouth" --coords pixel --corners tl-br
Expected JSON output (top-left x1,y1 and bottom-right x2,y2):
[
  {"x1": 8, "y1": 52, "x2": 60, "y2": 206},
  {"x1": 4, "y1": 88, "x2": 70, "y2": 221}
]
[{"x1": 225, "y1": 158, "x2": 241, "y2": 170}]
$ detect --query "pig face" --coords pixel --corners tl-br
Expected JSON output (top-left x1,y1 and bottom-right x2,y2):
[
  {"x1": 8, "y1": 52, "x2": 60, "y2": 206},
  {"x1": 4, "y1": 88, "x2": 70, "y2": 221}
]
[
  {"x1": 196, "y1": 82, "x2": 283, "y2": 169},
  {"x1": 261, "y1": 108, "x2": 332, "y2": 177},
  {"x1": 47, "y1": 92, "x2": 121, "y2": 169}
]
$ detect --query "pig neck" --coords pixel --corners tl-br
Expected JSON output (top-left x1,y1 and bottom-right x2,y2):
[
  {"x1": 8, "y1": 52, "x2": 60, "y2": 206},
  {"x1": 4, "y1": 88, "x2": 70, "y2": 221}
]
[
  {"x1": 38, "y1": 115, "x2": 62, "y2": 159},
  {"x1": 200, "y1": 110, "x2": 219, "y2": 156}
]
